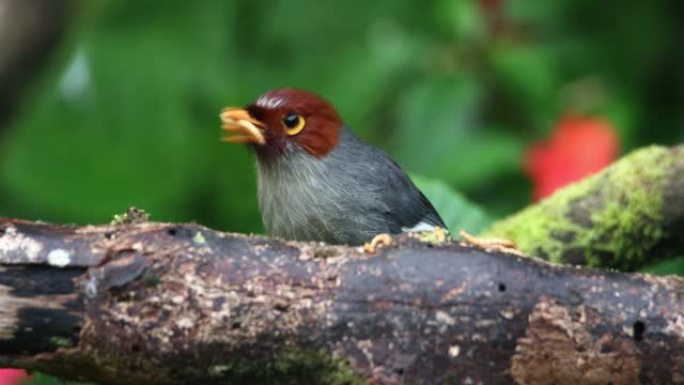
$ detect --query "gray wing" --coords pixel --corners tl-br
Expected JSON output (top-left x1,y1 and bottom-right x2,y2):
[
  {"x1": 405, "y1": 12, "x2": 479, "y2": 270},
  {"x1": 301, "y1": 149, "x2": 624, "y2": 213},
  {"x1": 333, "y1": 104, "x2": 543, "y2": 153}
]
[
  {"x1": 332, "y1": 129, "x2": 447, "y2": 234},
  {"x1": 376, "y1": 158, "x2": 447, "y2": 232}
]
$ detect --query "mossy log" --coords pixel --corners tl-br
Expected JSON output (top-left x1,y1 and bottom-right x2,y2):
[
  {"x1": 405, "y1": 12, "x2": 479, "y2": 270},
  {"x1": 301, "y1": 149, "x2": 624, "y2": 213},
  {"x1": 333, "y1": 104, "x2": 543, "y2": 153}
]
[
  {"x1": 1, "y1": 219, "x2": 684, "y2": 385},
  {"x1": 485, "y1": 145, "x2": 684, "y2": 270}
]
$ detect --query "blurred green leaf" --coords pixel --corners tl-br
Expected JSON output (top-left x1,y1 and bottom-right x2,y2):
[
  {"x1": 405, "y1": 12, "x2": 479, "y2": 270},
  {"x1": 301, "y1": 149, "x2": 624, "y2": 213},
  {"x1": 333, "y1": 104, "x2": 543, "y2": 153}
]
[
  {"x1": 434, "y1": 0, "x2": 485, "y2": 42},
  {"x1": 391, "y1": 74, "x2": 484, "y2": 174},
  {"x1": 433, "y1": 132, "x2": 525, "y2": 189},
  {"x1": 0, "y1": 1, "x2": 260, "y2": 232},
  {"x1": 412, "y1": 174, "x2": 493, "y2": 234},
  {"x1": 640, "y1": 257, "x2": 684, "y2": 276},
  {"x1": 23, "y1": 372, "x2": 93, "y2": 385},
  {"x1": 490, "y1": 44, "x2": 559, "y2": 133}
]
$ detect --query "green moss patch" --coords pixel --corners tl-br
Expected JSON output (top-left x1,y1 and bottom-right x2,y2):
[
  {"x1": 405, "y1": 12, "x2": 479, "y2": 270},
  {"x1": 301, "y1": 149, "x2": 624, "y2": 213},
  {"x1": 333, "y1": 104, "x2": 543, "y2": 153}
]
[
  {"x1": 201, "y1": 348, "x2": 368, "y2": 385},
  {"x1": 485, "y1": 146, "x2": 674, "y2": 269}
]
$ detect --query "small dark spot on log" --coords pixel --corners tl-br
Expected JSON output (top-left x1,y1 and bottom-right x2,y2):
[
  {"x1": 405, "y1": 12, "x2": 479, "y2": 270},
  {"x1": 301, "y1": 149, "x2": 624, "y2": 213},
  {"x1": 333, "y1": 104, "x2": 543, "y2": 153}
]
[
  {"x1": 498, "y1": 283, "x2": 506, "y2": 292},
  {"x1": 159, "y1": 311, "x2": 170, "y2": 322},
  {"x1": 213, "y1": 297, "x2": 226, "y2": 311},
  {"x1": 231, "y1": 322, "x2": 242, "y2": 329},
  {"x1": 633, "y1": 320, "x2": 646, "y2": 341},
  {"x1": 274, "y1": 303, "x2": 289, "y2": 312},
  {"x1": 167, "y1": 228, "x2": 178, "y2": 236},
  {"x1": 104, "y1": 232, "x2": 114, "y2": 240},
  {"x1": 568, "y1": 289, "x2": 583, "y2": 306},
  {"x1": 313, "y1": 247, "x2": 337, "y2": 259},
  {"x1": 143, "y1": 273, "x2": 160, "y2": 287}
]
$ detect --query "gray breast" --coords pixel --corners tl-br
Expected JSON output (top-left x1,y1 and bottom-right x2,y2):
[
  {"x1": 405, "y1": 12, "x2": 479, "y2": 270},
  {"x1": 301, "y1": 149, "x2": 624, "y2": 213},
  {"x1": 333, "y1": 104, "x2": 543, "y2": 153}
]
[{"x1": 256, "y1": 129, "x2": 444, "y2": 245}]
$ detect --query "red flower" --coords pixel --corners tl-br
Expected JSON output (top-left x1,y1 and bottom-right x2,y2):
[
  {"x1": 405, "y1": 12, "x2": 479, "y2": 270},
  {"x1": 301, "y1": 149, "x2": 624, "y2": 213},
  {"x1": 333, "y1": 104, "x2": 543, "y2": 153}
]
[
  {"x1": 0, "y1": 369, "x2": 29, "y2": 385},
  {"x1": 525, "y1": 116, "x2": 620, "y2": 201}
]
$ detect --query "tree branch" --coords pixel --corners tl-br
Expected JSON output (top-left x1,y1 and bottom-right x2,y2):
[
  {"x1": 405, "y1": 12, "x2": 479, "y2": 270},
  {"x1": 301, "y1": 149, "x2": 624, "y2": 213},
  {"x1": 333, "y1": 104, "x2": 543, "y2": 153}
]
[
  {"x1": 485, "y1": 145, "x2": 684, "y2": 270},
  {"x1": 1, "y1": 218, "x2": 683, "y2": 385}
]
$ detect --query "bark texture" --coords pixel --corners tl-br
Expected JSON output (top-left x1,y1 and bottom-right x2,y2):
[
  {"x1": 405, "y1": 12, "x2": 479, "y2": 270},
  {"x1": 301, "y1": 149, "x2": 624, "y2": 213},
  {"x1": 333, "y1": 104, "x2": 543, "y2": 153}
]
[
  {"x1": 1, "y1": 218, "x2": 683, "y2": 385},
  {"x1": 485, "y1": 145, "x2": 684, "y2": 270}
]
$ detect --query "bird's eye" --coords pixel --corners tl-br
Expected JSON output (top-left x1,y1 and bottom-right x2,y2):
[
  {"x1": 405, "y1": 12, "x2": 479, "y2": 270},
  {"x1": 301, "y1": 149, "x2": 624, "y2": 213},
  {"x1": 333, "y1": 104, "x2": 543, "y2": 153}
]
[{"x1": 282, "y1": 112, "x2": 305, "y2": 136}]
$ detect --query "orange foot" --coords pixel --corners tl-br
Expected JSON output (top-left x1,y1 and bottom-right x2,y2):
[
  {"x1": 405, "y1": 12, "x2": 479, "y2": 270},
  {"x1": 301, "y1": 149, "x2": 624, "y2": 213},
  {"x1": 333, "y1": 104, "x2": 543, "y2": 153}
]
[
  {"x1": 363, "y1": 233, "x2": 393, "y2": 254},
  {"x1": 459, "y1": 230, "x2": 524, "y2": 256}
]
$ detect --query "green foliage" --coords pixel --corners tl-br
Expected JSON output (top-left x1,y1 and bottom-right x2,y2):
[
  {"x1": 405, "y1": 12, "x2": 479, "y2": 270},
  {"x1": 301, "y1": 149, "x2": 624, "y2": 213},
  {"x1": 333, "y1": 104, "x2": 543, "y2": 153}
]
[
  {"x1": 22, "y1": 372, "x2": 93, "y2": 385},
  {"x1": 641, "y1": 257, "x2": 684, "y2": 276},
  {"x1": 1, "y1": 0, "x2": 681, "y2": 235},
  {"x1": 412, "y1": 174, "x2": 492, "y2": 234}
]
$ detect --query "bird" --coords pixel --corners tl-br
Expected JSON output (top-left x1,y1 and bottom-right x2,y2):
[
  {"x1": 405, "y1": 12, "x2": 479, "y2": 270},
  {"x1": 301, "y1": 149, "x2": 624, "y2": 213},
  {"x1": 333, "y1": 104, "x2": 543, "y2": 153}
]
[{"x1": 219, "y1": 88, "x2": 447, "y2": 247}]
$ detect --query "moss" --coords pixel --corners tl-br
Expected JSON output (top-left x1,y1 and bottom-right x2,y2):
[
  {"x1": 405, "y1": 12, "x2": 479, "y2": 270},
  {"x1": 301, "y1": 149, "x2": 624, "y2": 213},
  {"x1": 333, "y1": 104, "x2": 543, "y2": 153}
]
[
  {"x1": 49, "y1": 336, "x2": 74, "y2": 348},
  {"x1": 313, "y1": 246, "x2": 339, "y2": 259},
  {"x1": 445, "y1": 374, "x2": 460, "y2": 385},
  {"x1": 409, "y1": 226, "x2": 450, "y2": 245},
  {"x1": 203, "y1": 348, "x2": 368, "y2": 385},
  {"x1": 23, "y1": 372, "x2": 94, "y2": 385},
  {"x1": 110, "y1": 207, "x2": 150, "y2": 225},
  {"x1": 485, "y1": 146, "x2": 673, "y2": 269},
  {"x1": 142, "y1": 272, "x2": 161, "y2": 287},
  {"x1": 192, "y1": 231, "x2": 207, "y2": 244}
]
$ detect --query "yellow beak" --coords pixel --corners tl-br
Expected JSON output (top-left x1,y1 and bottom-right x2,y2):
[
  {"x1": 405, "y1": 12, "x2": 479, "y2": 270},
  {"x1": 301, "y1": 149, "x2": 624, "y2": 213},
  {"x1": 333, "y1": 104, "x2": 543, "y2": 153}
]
[{"x1": 219, "y1": 107, "x2": 266, "y2": 145}]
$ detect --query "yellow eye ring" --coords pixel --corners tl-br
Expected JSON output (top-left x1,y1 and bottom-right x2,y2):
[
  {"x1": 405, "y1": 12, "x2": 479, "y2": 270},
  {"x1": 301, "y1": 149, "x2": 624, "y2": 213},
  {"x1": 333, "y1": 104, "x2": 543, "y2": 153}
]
[{"x1": 283, "y1": 113, "x2": 305, "y2": 136}]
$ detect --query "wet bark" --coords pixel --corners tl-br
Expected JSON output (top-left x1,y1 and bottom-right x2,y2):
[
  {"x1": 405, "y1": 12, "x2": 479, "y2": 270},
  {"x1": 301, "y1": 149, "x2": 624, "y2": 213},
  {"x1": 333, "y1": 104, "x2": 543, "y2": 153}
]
[{"x1": 1, "y1": 218, "x2": 683, "y2": 385}]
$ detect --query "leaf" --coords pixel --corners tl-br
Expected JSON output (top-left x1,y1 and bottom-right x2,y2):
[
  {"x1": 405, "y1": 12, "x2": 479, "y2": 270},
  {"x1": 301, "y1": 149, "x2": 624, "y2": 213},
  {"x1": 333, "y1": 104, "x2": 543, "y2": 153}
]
[
  {"x1": 23, "y1": 372, "x2": 94, "y2": 385},
  {"x1": 640, "y1": 257, "x2": 684, "y2": 276},
  {"x1": 391, "y1": 75, "x2": 484, "y2": 175},
  {"x1": 411, "y1": 174, "x2": 493, "y2": 234},
  {"x1": 490, "y1": 44, "x2": 559, "y2": 132}
]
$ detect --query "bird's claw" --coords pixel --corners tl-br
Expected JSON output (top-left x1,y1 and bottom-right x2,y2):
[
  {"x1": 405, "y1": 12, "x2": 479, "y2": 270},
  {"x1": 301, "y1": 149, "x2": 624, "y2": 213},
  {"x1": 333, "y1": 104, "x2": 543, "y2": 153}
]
[
  {"x1": 459, "y1": 230, "x2": 524, "y2": 256},
  {"x1": 364, "y1": 233, "x2": 393, "y2": 254}
]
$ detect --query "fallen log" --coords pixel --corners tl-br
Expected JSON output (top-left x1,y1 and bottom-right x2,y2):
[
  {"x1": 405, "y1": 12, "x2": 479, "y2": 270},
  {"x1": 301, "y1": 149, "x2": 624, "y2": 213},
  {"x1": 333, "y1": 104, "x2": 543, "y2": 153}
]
[{"x1": 1, "y1": 218, "x2": 683, "y2": 385}]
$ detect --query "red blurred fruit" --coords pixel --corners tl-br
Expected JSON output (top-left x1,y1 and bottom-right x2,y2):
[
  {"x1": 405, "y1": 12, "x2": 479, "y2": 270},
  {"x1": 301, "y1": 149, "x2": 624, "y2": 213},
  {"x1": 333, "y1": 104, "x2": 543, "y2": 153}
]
[
  {"x1": 525, "y1": 115, "x2": 620, "y2": 201},
  {"x1": 0, "y1": 369, "x2": 29, "y2": 385}
]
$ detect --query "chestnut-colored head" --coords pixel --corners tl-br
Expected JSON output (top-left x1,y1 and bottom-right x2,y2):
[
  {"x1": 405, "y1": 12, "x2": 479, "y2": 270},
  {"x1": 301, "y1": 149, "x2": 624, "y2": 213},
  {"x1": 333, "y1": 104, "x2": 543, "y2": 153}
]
[{"x1": 220, "y1": 89, "x2": 342, "y2": 159}]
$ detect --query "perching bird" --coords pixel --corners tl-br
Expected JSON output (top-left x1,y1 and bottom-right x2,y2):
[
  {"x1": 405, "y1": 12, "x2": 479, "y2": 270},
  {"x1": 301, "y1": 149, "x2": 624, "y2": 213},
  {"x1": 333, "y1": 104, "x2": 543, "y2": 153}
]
[{"x1": 220, "y1": 88, "x2": 447, "y2": 246}]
